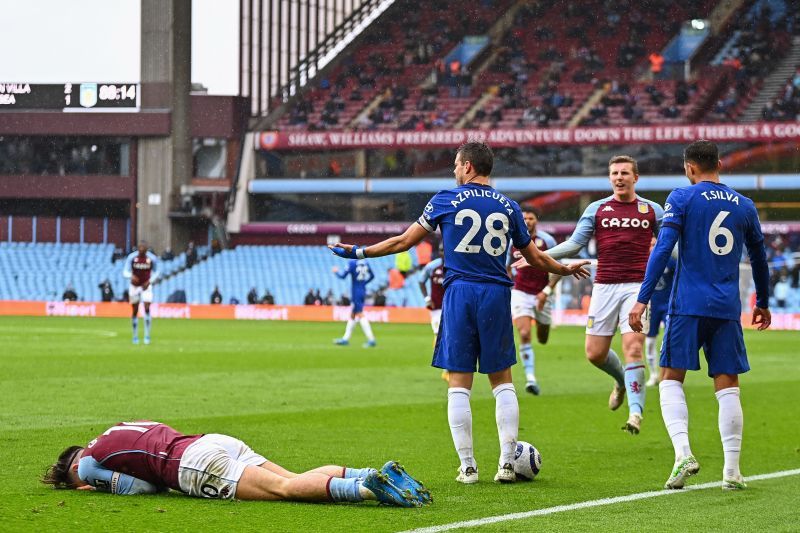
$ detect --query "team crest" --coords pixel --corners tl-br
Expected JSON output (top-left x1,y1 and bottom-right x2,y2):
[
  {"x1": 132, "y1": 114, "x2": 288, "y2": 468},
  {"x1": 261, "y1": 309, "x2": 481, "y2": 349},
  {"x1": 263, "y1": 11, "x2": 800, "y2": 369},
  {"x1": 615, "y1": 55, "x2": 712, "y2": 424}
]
[
  {"x1": 587, "y1": 316, "x2": 594, "y2": 328},
  {"x1": 79, "y1": 83, "x2": 98, "y2": 108},
  {"x1": 637, "y1": 202, "x2": 649, "y2": 214},
  {"x1": 535, "y1": 238, "x2": 543, "y2": 247}
]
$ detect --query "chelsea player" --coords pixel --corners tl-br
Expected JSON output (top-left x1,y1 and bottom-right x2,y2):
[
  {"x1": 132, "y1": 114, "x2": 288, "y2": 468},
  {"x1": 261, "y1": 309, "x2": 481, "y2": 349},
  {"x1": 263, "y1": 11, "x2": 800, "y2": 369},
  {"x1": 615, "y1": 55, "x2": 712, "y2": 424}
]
[
  {"x1": 333, "y1": 259, "x2": 376, "y2": 347},
  {"x1": 644, "y1": 240, "x2": 676, "y2": 387},
  {"x1": 629, "y1": 140, "x2": 771, "y2": 491},
  {"x1": 330, "y1": 142, "x2": 590, "y2": 484}
]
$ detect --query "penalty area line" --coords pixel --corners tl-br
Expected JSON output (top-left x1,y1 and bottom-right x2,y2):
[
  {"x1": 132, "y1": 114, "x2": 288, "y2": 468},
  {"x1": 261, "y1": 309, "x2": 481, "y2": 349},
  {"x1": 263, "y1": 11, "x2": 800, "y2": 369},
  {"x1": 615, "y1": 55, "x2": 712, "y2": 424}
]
[{"x1": 400, "y1": 468, "x2": 800, "y2": 533}]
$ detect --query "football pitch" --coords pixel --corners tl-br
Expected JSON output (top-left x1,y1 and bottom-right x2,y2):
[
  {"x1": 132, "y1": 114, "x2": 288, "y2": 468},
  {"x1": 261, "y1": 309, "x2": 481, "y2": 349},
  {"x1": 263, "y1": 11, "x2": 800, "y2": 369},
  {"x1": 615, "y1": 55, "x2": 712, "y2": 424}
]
[{"x1": 1, "y1": 316, "x2": 798, "y2": 532}]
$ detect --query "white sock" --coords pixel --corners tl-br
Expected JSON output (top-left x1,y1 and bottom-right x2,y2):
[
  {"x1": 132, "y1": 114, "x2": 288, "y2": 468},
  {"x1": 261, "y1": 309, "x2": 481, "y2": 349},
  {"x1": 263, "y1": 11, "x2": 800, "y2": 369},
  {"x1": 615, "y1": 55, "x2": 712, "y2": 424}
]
[
  {"x1": 659, "y1": 380, "x2": 693, "y2": 460},
  {"x1": 493, "y1": 383, "x2": 519, "y2": 466},
  {"x1": 343, "y1": 319, "x2": 356, "y2": 341},
  {"x1": 447, "y1": 387, "x2": 475, "y2": 471},
  {"x1": 716, "y1": 387, "x2": 743, "y2": 480},
  {"x1": 359, "y1": 317, "x2": 374, "y2": 341},
  {"x1": 645, "y1": 336, "x2": 658, "y2": 373}
]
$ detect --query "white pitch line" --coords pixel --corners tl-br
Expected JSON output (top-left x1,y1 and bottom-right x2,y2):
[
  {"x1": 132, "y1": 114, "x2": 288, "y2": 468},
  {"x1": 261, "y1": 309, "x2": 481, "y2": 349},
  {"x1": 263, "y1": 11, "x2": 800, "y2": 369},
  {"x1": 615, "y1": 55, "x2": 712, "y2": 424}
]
[{"x1": 400, "y1": 468, "x2": 800, "y2": 533}]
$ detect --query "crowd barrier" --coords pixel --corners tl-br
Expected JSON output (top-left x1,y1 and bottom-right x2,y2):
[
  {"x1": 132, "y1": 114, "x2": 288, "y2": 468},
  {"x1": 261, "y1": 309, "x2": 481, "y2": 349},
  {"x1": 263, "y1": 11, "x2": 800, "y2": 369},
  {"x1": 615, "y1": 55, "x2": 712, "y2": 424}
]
[{"x1": 0, "y1": 301, "x2": 798, "y2": 330}]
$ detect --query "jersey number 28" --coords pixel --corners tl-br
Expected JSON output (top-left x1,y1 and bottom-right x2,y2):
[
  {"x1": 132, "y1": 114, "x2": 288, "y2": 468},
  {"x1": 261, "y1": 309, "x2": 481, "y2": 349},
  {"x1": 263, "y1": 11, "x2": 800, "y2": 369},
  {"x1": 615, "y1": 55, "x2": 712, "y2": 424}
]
[
  {"x1": 454, "y1": 209, "x2": 510, "y2": 257},
  {"x1": 708, "y1": 211, "x2": 734, "y2": 256}
]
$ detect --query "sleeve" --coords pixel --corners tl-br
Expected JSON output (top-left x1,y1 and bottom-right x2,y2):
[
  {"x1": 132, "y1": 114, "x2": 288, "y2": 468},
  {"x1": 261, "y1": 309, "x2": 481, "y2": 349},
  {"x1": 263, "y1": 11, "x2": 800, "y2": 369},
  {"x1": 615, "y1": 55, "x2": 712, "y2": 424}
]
[
  {"x1": 650, "y1": 201, "x2": 665, "y2": 235},
  {"x1": 365, "y1": 264, "x2": 375, "y2": 284},
  {"x1": 148, "y1": 252, "x2": 160, "y2": 282},
  {"x1": 546, "y1": 206, "x2": 596, "y2": 259},
  {"x1": 420, "y1": 262, "x2": 433, "y2": 283},
  {"x1": 744, "y1": 202, "x2": 770, "y2": 309},
  {"x1": 509, "y1": 203, "x2": 532, "y2": 250},
  {"x1": 637, "y1": 225, "x2": 680, "y2": 304},
  {"x1": 122, "y1": 254, "x2": 133, "y2": 279},
  {"x1": 335, "y1": 268, "x2": 348, "y2": 280},
  {"x1": 417, "y1": 192, "x2": 447, "y2": 233},
  {"x1": 661, "y1": 189, "x2": 685, "y2": 231},
  {"x1": 540, "y1": 232, "x2": 558, "y2": 249},
  {"x1": 78, "y1": 456, "x2": 160, "y2": 495}
]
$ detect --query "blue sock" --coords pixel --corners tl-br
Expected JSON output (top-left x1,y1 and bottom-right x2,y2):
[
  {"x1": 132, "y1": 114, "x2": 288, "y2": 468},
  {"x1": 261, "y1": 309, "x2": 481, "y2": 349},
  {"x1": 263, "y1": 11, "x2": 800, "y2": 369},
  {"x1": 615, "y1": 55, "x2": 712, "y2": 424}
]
[
  {"x1": 344, "y1": 467, "x2": 374, "y2": 479},
  {"x1": 625, "y1": 362, "x2": 646, "y2": 415},
  {"x1": 599, "y1": 349, "x2": 625, "y2": 386},
  {"x1": 132, "y1": 317, "x2": 138, "y2": 337},
  {"x1": 520, "y1": 343, "x2": 536, "y2": 381},
  {"x1": 328, "y1": 477, "x2": 363, "y2": 503},
  {"x1": 144, "y1": 314, "x2": 152, "y2": 338}
]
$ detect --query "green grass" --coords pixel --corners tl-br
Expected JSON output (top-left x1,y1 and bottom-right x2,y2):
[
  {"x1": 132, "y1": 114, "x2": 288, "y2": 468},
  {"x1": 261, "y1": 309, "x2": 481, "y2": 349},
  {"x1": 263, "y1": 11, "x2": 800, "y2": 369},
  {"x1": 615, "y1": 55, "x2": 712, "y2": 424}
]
[{"x1": 1, "y1": 317, "x2": 798, "y2": 532}]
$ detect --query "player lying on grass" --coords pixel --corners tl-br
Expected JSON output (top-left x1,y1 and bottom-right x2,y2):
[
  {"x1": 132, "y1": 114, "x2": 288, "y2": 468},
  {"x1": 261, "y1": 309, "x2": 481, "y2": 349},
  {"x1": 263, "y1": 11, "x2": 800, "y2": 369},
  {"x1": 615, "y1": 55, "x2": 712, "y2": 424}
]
[{"x1": 42, "y1": 420, "x2": 430, "y2": 507}]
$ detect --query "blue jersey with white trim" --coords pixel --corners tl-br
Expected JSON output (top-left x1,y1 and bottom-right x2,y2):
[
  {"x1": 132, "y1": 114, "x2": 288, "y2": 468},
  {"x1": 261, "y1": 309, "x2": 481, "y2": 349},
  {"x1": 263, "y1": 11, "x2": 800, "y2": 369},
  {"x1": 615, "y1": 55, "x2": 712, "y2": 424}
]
[
  {"x1": 418, "y1": 184, "x2": 531, "y2": 287},
  {"x1": 661, "y1": 182, "x2": 766, "y2": 319},
  {"x1": 336, "y1": 259, "x2": 374, "y2": 302}
]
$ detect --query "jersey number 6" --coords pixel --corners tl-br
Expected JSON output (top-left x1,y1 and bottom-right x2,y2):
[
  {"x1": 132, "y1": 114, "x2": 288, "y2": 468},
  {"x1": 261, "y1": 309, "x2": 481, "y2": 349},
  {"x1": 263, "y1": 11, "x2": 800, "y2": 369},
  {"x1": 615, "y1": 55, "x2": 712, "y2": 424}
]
[
  {"x1": 708, "y1": 210, "x2": 734, "y2": 256},
  {"x1": 454, "y1": 209, "x2": 510, "y2": 257}
]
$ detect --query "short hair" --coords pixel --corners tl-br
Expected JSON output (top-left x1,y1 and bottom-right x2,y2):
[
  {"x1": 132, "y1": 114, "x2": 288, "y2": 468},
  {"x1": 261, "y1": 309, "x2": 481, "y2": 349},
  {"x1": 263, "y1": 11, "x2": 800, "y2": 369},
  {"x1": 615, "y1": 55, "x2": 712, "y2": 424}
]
[
  {"x1": 457, "y1": 142, "x2": 493, "y2": 176},
  {"x1": 684, "y1": 140, "x2": 719, "y2": 172},
  {"x1": 608, "y1": 155, "x2": 638, "y2": 175},
  {"x1": 521, "y1": 205, "x2": 542, "y2": 218},
  {"x1": 42, "y1": 446, "x2": 83, "y2": 489}
]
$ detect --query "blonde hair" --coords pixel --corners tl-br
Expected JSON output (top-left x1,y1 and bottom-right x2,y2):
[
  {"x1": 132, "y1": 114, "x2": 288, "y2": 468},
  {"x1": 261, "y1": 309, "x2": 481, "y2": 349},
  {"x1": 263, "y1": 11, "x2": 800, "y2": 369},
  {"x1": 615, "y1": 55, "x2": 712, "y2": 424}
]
[{"x1": 608, "y1": 155, "x2": 638, "y2": 175}]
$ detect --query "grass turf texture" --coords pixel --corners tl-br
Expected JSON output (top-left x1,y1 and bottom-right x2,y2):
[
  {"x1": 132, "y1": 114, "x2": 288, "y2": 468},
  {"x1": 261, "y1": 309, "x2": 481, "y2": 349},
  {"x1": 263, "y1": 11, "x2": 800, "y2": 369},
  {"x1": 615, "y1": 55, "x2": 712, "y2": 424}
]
[{"x1": 1, "y1": 317, "x2": 798, "y2": 532}]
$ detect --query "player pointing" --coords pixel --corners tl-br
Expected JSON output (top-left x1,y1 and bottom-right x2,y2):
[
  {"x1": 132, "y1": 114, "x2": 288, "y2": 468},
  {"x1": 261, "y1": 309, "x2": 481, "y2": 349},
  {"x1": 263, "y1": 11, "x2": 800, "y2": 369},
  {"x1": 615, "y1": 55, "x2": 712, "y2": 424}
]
[
  {"x1": 329, "y1": 142, "x2": 590, "y2": 484},
  {"x1": 123, "y1": 241, "x2": 159, "y2": 345},
  {"x1": 515, "y1": 155, "x2": 663, "y2": 434},
  {"x1": 629, "y1": 140, "x2": 771, "y2": 490}
]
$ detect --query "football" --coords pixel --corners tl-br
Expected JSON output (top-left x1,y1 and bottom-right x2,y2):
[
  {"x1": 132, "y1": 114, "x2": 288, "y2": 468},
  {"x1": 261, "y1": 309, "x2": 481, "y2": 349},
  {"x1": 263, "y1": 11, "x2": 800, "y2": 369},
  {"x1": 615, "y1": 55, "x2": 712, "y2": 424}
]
[{"x1": 513, "y1": 441, "x2": 542, "y2": 480}]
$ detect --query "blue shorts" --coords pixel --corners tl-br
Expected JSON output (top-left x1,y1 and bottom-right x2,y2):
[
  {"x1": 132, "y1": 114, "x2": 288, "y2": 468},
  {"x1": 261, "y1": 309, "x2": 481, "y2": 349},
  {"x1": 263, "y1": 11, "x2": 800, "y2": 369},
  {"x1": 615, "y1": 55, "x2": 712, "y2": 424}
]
[
  {"x1": 661, "y1": 314, "x2": 749, "y2": 377},
  {"x1": 432, "y1": 281, "x2": 516, "y2": 374},
  {"x1": 351, "y1": 298, "x2": 365, "y2": 314},
  {"x1": 647, "y1": 300, "x2": 669, "y2": 337}
]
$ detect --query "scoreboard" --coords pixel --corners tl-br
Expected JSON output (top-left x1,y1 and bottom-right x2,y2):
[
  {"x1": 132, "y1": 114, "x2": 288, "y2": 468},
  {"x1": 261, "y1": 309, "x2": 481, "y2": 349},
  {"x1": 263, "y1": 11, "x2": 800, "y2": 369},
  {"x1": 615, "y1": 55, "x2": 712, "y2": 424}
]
[{"x1": 0, "y1": 83, "x2": 140, "y2": 111}]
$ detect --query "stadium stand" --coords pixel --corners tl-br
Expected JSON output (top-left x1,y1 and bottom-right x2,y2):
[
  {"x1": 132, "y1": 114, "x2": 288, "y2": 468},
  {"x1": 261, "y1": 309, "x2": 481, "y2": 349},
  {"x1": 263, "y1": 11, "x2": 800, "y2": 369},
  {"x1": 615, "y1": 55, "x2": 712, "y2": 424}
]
[{"x1": 155, "y1": 245, "x2": 425, "y2": 307}]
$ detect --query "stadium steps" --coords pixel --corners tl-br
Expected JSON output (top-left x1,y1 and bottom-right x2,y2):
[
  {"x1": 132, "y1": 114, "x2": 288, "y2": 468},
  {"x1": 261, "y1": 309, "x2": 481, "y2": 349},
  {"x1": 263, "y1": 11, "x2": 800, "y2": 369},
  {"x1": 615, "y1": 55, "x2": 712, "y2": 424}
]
[
  {"x1": 739, "y1": 36, "x2": 800, "y2": 122},
  {"x1": 568, "y1": 87, "x2": 606, "y2": 127}
]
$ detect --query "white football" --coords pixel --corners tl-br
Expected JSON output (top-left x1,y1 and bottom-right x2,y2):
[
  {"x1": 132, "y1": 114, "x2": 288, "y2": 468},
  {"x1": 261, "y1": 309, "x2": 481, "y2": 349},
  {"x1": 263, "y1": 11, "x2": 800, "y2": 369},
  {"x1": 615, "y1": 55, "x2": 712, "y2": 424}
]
[{"x1": 513, "y1": 441, "x2": 542, "y2": 480}]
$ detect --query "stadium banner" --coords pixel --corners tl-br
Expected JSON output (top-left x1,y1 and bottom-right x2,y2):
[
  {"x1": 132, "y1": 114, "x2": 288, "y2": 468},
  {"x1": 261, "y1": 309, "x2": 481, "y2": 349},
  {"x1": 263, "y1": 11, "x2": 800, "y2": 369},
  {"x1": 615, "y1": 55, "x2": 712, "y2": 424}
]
[
  {"x1": 0, "y1": 300, "x2": 798, "y2": 329},
  {"x1": 257, "y1": 122, "x2": 800, "y2": 151}
]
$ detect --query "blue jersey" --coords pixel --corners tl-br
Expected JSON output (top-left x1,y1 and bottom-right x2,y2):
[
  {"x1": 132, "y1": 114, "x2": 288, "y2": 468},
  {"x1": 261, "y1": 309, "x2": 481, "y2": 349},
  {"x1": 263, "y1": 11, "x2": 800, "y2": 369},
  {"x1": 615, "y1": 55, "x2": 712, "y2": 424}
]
[
  {"x1": 336, "y1": 259, "x2": 374, "y2": 302},
  {"x1": 639, "y1": 181, "x2": 769, "y2": 320},
  {"x1": 650, "y1": 257, "x2": 676, "y2": 311},
  {"x1": 418, "y1": 184, "x2": 531, "y2": 288}
]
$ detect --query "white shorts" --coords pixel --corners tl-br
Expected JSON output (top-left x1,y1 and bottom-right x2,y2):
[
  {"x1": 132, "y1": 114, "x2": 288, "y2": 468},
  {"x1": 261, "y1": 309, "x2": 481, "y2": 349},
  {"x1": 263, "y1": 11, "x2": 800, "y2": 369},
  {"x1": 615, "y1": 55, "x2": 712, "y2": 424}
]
[
  {"x1": 510, "y1": 289, "x2": 553, "y2": 325},
  {"x1": 430, "y1": 309, "x2": 442, "y2": 334},
  {"x1": 178, "y1": 434, "x2": 267, "y2": 499},
  {"x1": 129, "y1": 284, "x2": 153, "y2": 305},
  {"x1": 586, "y1": 282, "x2": 648, "y2": 336}
]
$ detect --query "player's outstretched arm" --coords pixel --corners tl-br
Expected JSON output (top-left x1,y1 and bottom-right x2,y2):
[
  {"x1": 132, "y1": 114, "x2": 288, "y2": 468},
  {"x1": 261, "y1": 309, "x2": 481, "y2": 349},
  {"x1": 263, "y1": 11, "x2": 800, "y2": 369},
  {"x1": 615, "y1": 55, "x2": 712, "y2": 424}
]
[
  {"x1": 329, "y1": 223, "x2": 429, "y2": 259},
  {"x1": 518, "y1": 240, "x2": 591, "y2": 279}
]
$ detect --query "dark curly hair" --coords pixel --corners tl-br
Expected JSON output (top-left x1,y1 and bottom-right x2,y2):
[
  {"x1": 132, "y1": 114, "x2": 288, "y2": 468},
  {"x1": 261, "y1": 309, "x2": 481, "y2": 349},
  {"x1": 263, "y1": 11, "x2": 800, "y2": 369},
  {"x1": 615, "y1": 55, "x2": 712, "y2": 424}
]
[{"x1": 42, "y1": 446, "x2": 83, "y2": 489}]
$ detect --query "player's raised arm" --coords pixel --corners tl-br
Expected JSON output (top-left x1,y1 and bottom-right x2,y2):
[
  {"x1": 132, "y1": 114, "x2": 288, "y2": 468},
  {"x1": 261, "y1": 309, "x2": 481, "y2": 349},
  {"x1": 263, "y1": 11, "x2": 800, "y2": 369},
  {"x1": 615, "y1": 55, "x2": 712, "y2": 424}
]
[
  {"x1": 546, "y1": 207, "x2": 597, "y2": 260},
  {"x1": 329, "y1": 222, "x2": 429, "y2": 259}
]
